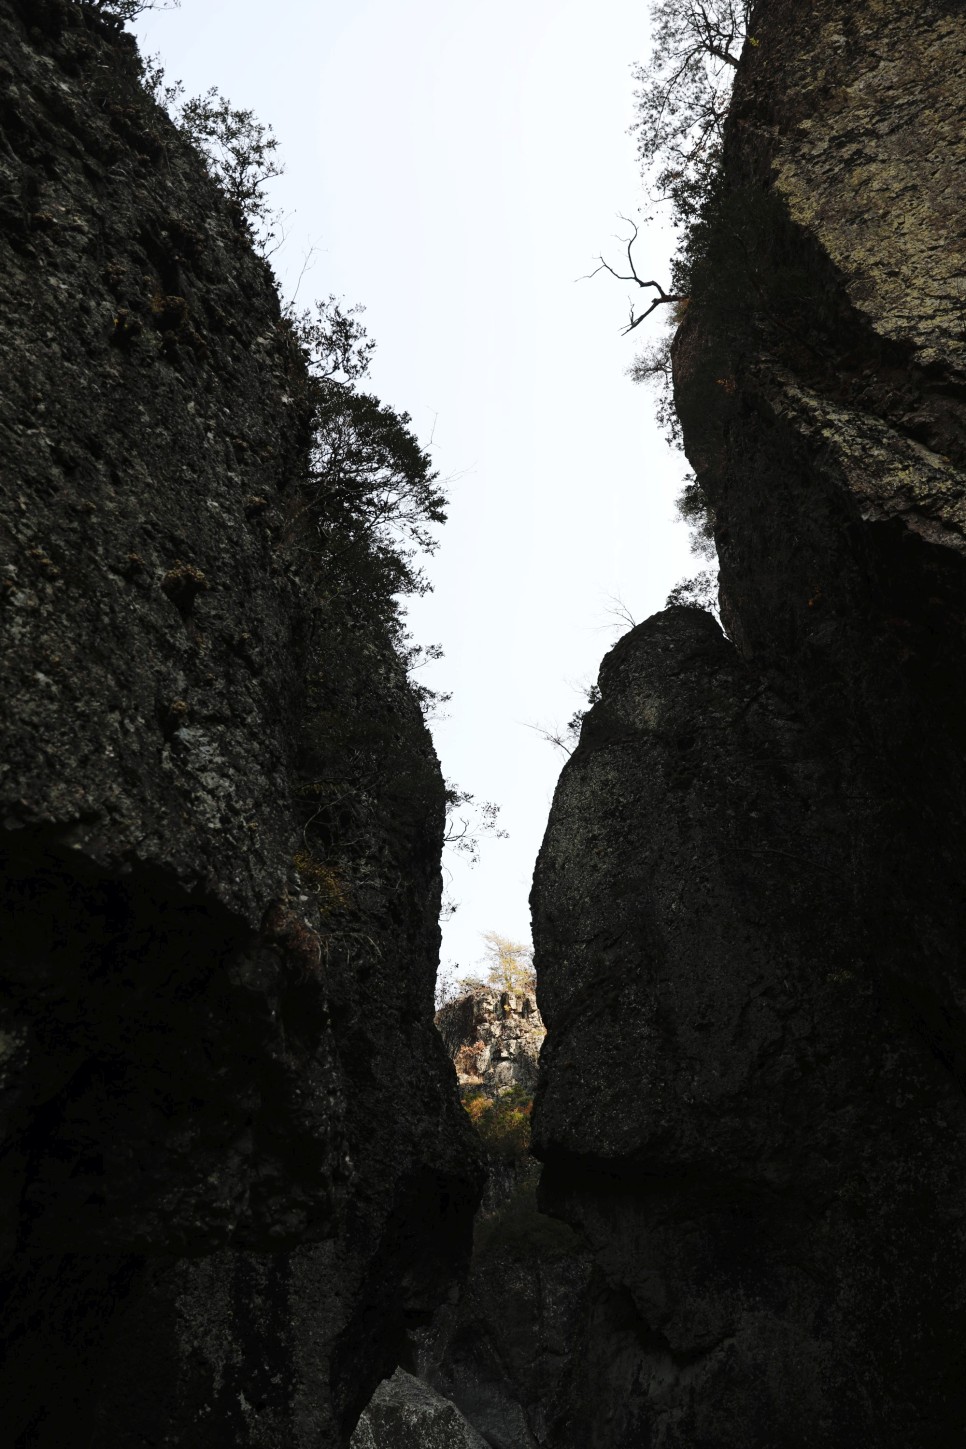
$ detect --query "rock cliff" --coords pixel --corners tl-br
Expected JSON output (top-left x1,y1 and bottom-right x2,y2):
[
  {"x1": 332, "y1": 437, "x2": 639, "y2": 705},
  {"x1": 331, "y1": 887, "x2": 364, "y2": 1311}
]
[
  {"x1": 436, "y1": 986, "x2": 545, "y2": 1098},
  {"x1": 0, "y1": 1, "x2": 480, "y2": 1443},
  {"x1": 532, "y1": 3, "x2": 966, "y2": 1446}
]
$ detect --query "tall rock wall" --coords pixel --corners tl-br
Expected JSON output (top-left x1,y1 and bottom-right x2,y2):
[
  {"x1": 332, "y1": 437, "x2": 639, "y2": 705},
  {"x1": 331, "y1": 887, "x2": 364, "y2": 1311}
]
[
  {"x1": 532, "y1": 2, "x2": 966, "y2": 1445},
  {"x1": 0, "y1": 1, "x2": 481, "y2": 1443}
]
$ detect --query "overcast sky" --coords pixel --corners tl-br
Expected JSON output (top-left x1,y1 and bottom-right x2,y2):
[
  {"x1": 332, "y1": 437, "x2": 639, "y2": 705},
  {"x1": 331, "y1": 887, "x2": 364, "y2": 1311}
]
[{"x1": 134, "y1": 0, "x2": 696, "y2": 978}]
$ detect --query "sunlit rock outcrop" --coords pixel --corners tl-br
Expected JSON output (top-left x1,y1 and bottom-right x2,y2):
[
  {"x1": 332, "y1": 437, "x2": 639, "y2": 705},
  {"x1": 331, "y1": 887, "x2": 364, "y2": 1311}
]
[{"x1": 436, "y1": 986, "x2": 545, "y2": 1098}]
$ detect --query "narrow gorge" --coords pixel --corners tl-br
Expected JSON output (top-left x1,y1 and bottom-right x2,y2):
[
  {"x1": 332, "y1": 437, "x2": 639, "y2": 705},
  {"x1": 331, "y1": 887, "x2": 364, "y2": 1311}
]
[{"x1": 2, "y1": 1, "x2": 966, "y2": 1446}]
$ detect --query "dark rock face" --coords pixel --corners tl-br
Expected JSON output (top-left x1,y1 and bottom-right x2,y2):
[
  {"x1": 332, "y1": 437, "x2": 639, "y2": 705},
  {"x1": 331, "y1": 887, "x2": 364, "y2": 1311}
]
[
  {"x1": 532, "y1": 3, "x2": 966, "y2": 1446},
  {"x1": 534, "y1": 609, "x2": 966, "y2": 1445},
  {"x1": 0, "y1": 2, "x2": 480, "y2": 1443},
  {"x1": 420, "y1": 1206, "x2": 590, "y2": 1449}
]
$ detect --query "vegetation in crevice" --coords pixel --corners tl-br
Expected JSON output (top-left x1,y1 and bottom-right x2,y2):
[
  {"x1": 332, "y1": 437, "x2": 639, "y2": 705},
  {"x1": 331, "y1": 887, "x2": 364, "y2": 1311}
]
[{"x1": 463, "y1": 1085, "x2": 534, "y2": 1159}]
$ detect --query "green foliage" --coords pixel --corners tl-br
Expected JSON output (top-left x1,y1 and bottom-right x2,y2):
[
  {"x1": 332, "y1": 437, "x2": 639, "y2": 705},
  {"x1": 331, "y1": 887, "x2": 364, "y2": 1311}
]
[
  {"x1": 675, "y1": 473, "x2": 716, "y2": 558},
  {"x1": 618, "y1": 5, "x2": 754, "y2": 589},
  {"x1": 283, "y1": 300, "x2": 445, "y2": 620},
  {"x1": 309, "y1": 387, "x2": 445, "y2": 577},
  {"x1": 136, "y1": 57, "x2": 284, "y2": 253},
  {"x1": 614, "y1": 2, "x2": 753, "y2": 370},
  {"x1": 288, "y1": 295, "x2": 508, "y2": 917},
  {"x1": 133, "y1": 49, "x2": 507, "y2": 911},
  {"x1": 135, "y1": 61, "x2": 445, "y2": 653},
  {"x1": 398, "y1": 636, "x2": 450, "y2": 721},
  {"x1": 463, "y1": 1086, "x2": 534, "y2": 1157},
  {"x1": 626, "y1": 329, "x2": 679, "y2": 447},
  {"x1": 175, "y1": 88, "x2": 284, "y2": 251},
  {"x1": 289, "y1": 297, "x2": 376, "y2": 384}
]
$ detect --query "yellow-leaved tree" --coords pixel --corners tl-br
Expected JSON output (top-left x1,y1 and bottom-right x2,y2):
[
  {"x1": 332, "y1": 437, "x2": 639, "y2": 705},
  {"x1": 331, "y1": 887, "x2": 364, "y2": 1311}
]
[{"x1": 479, "y1": 932, "x2": 535, "y2": 995}]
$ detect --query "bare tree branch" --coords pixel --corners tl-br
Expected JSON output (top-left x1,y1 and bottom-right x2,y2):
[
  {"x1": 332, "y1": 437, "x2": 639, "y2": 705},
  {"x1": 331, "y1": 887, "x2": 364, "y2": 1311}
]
[{"x1": 582, "y1": 217, "x2": 686, "y2": 332}]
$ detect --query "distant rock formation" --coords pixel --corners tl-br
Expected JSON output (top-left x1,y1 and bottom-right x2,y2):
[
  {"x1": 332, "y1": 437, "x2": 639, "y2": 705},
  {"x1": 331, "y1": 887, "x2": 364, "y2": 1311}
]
[
  {"x1": 532, "y1": 3, "x2": 966, "y2": 1446},
  {"x1": 436, "y1": 986, "x2": 545, "y2": 1097},
  {"x1": 0, "y1": 2, "x2": 480, "y2": 1443}
]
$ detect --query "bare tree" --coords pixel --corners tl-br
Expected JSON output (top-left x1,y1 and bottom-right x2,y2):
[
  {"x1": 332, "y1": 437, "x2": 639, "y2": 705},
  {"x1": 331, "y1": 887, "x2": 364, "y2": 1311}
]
[
  {"x1": 526, "y1": 682, "x2": 601, "y2": 757},
  {"x1": 585, "y1": 217, "x2": 687, "y2": 336}
]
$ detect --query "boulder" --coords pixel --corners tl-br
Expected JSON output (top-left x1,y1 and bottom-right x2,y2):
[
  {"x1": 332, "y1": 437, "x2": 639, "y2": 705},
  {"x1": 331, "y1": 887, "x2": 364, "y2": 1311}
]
[{"x1": 351, "y1": 1370, "x2": 490, "y2": 1449}]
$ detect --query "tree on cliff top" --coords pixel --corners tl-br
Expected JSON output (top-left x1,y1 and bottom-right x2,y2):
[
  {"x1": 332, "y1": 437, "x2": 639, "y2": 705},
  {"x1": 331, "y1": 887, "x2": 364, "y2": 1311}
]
[
  {"x1": 633, "y1": 0, "x2": 753, "y2": 234},
  {"x1": 592, "y1": 2, "x2": 754, "y2": 568},
  {"x1": 479, "y1": 932, "x2": 535, "y2": 995},
  {"x1": 591, "y1": 0, "x2": 754, "y2": 334},
  {"x1": 434, "y1": 933, "x2": 535, "y2": 1009}
]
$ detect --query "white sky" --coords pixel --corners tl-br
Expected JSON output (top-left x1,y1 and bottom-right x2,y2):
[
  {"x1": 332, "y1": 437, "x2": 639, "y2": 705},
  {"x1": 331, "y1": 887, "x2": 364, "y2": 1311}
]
[{"x1": 134, "y1": 0, "x2": 695, "y2": 978}]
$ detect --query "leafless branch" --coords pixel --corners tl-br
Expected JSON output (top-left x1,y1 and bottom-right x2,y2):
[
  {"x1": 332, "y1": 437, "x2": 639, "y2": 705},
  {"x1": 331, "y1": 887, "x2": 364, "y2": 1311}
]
[
  {"x1": 601, "y1": 593, "x2": 639, "y2": 630},
  {"x1": 581, "y1": 216, "x2": 686, "y2": 333},
  {"x1": 522, "y1": 721, "x2": 575, "y2": 757}
]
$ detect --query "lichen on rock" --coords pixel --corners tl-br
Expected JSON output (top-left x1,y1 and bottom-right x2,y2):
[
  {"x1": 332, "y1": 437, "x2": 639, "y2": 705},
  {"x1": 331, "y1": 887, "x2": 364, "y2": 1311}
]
[
  {"x1": 0, "y1": 1, "x2": 481, "y2": 1443},
  {"x1": 531, "y1": 2, "x2": 966, "y2": 1445}
]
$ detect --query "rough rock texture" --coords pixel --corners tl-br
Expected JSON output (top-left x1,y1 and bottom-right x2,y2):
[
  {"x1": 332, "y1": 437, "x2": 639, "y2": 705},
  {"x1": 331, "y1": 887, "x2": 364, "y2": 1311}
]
[
  {"x1": 0, "y1": 2, "x2": 480, "y2": 1444},
  {"x1": 350, "y1": 1369, "x2": 490, "y2": 1449},
  {"x1": 418, "y1": 1195, "x2": 590, "y2": 1449},
  {"x1": 394, "y1": 989, "x2": 589, "y2": 1449},
  {"x1": 436, "y1": 987, "x2": 545, "y2": 1097},
  {"x1": 532, "y1": 3, "x2": 966, "y2": 1446}
]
